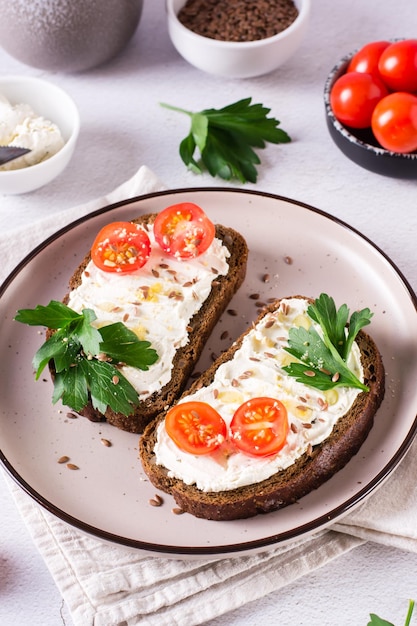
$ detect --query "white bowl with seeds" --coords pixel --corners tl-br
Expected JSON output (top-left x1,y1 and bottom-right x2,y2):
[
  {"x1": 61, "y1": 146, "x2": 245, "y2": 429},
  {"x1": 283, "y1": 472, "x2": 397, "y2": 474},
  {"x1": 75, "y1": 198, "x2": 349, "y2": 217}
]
[{"x1": 166, "y1": 0, "x2": 311, "y2": 79}]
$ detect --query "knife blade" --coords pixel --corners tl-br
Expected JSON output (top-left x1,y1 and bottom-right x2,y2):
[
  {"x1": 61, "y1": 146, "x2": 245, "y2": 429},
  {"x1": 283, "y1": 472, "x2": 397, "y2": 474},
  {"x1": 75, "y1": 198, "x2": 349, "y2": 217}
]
[{"x1": 0, "y1": 146, "x2": 31, "y2": 166}]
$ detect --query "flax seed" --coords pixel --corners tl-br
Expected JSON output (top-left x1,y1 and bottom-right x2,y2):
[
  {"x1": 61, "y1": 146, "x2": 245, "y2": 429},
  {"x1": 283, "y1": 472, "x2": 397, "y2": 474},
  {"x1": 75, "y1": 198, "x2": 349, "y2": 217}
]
[
  {"x1": 57, "y1": 455, "x2": 70, "y2": 464},
  {"x1": 178, "y1": 0, "x2": 298, "y2": 42},
  {"x1": 172, "y1": 507, "x2": 185, "y2": 515},
  {"x1": 149, "y1": 494, "x2": 164, "y2": 507}
]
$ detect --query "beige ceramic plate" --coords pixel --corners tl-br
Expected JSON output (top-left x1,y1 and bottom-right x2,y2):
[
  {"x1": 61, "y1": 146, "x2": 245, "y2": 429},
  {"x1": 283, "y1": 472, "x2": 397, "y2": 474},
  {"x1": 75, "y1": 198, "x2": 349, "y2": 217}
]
[{"x1": 1, "y1": 188, "x2": 417, "y2": 558}]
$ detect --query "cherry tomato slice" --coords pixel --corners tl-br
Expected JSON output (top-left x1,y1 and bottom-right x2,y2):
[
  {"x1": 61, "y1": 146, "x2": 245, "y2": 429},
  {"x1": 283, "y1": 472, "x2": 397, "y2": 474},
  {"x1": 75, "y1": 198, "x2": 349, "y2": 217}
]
[
  {"x1": 330, "y1": 71, "x2": 389, "y2": 129},
  {"x1": 153, "y1": 202, "x2": 215, "y2": 260},
  {"x1": 371, "y1": 92, "x2": 417, "y2": 153},
  {"x1": 230, "y1": 397, "x2": 289, "y2": 457},
  {"x1": 378, "y1": 39, "x2": 417, "y2": 92},
  {"x1": 165, "y1": 401, "x2": 227, "y2": 455},
  {"x1": 91, "y1": 221, "x2": 151, "y2": 273},
  {"x1": 347, "y1": 41, "x2": 390, "y2": 77}
]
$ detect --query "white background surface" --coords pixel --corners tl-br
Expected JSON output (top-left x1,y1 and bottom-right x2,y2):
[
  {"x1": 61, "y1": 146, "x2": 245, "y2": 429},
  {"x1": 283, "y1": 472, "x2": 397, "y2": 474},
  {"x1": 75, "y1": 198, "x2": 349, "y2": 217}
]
[{"x1": 1, "y1": 1, "x2": 417, "y2": 625}]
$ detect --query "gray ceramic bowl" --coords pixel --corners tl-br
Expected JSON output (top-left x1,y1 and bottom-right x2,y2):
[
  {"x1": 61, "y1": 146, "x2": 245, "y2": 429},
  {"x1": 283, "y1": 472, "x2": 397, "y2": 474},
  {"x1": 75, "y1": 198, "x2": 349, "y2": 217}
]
[
  {"x1": 0, "y1": 0, "x2": 143, "y2": 73},
  {"x1": 324, "y1": 52, "x2": 417, "y2": 180}
]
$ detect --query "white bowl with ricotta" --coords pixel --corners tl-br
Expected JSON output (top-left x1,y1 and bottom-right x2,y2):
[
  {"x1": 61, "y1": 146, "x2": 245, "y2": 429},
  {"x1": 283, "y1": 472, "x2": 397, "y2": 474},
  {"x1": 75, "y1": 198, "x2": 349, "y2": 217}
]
[
  {"x1": 166, "y1": 0, "x2": 310, "y2": 79},
  {"x1": 0, "y1": 75, "x2": 80, "y2": 195}
]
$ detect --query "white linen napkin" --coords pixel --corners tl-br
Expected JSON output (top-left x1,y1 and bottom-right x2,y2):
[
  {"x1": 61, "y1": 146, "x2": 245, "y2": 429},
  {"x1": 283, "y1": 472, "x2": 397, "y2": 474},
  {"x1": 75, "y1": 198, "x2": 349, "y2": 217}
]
[{"x1": 2, "y1": 165, "x2": 417, "y2": 626}]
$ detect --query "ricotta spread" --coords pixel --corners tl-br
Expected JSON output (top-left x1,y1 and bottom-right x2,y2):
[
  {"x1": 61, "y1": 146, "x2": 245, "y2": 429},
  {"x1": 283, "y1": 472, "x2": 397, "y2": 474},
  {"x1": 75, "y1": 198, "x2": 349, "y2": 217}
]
[
  {"x1": 0, "y1": 94, "x2": 64, "y2": 171},
  {"x1": 66, "y1": 226, "x2": 230, "y2": 400},
  {"x1": 154, "y1": 297, "x2": 364, "y2": 492}
]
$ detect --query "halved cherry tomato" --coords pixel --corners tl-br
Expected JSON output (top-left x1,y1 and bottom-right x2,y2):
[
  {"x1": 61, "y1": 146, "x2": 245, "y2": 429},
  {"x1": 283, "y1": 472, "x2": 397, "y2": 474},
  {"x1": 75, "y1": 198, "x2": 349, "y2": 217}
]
[
  {"x1": 153, "y1": 203, "x2": 215, "y2": 260},
  {"x1": 378, "y1": 39, "x2": 417, "y2": 93},
  {"x1": 330, "y1": 71, "x2": 389, "y2": 129},
  {"x1": 165, "y1": 401, "x2": 227, "y2": 455},
  {"x1": 91, "y1": 221, "x2": 151, "y2": 273},
  {"x1": 347, "y1": 41, "x2": 390, "y2": 78},
  {"x1": 230, "y1": 397, "x2": 289, "y2": 457},
  {"x1": 371, "y1": 92, "x2": 417, "y2": 153}
]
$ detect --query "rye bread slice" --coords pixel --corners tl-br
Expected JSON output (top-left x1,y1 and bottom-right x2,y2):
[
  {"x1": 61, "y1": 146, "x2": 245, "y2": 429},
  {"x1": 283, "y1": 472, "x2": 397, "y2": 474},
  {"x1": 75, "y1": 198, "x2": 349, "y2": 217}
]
[
  {"x1": 139, "y1": 297, "x2": 385, "y2": 521},
  {"x1": 58, "y1": 213, "x2": 248, "y2": 434}
]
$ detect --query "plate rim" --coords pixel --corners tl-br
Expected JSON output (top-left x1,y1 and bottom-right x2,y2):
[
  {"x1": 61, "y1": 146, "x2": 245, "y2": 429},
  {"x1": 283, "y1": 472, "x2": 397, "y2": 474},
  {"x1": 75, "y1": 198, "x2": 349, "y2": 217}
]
[{"x1": 1, "y1": 186, "x2": 417, "y2": 557}]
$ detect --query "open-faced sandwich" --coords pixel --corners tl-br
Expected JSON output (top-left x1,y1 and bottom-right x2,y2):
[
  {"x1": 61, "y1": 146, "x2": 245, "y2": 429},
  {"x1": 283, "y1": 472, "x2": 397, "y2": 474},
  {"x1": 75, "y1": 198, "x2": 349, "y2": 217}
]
[
  {"x1": 139, "y1": 294, "x2": 385, "y2": 520},
  {"x1": 15, "y1": 203, "x2": 248, "y2": 433}
]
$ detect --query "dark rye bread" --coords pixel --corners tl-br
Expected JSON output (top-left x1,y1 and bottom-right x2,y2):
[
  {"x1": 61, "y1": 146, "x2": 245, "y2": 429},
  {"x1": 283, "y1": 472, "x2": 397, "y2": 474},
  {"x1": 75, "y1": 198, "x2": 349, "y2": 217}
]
[
  {"x1": 139, "y1": 296, "x2": 385, "y2": 521},
  {"x1": 58, "y1": 213, "x2": 248, "y2": 434}
]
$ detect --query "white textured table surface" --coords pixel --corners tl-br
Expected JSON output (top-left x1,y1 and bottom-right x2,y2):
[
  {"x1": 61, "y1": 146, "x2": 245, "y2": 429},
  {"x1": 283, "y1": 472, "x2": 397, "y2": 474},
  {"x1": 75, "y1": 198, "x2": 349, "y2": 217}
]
[{"x1": 1, "y1": 1, "x2": 417, "y2": 625}]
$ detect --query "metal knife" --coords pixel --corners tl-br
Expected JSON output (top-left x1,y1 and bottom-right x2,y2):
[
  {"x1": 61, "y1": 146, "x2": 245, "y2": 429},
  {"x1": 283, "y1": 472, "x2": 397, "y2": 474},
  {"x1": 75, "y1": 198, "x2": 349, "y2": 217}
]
[{"x1": 0, "y1": 146, "x2": 31, "y2": 166}]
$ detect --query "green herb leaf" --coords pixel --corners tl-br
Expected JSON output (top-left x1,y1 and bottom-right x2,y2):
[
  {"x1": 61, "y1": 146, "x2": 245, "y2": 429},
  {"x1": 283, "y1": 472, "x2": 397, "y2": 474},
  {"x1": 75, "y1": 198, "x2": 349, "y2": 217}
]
[
  {"x1": 160, "y1": 97, "x2": 291, "y2": 183},
  {"x1": 15, "y1": 300, "x2": 159, "y2": 416},
  {"x1": 283, "y1": 294, "x2": 372, "y2": 392},
  {"x1": 307, "y1": 293, "x2": 372, "y2": 361},
  {"x1": 368, "y1": 600, "x2": 415, "y2": 626},
  {"x1": 368, "y1": 615, "x2": 395, "y2": 626},
  {"x1": 83, "y1": 359, "x2": 140, "y2": 416},
  {"x1": 99, "y1": 322, "x2": 158, "y2": 370},
  {"x1": 15, "y1": 300, "x2": 81, "y2": 329}
]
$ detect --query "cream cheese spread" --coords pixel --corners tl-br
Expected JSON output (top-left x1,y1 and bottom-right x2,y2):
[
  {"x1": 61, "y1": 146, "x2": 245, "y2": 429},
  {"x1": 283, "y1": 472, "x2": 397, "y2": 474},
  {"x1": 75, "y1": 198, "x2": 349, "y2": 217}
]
[
  {"x1": 154, "y1": 297, "x2": 364, "y2": 492},
  {"x1": 0, "y1": 94, "x2": 64, "y2": 171},
  {"x1": 66, "y1": 226, "x2": 230, "y2": 400}
]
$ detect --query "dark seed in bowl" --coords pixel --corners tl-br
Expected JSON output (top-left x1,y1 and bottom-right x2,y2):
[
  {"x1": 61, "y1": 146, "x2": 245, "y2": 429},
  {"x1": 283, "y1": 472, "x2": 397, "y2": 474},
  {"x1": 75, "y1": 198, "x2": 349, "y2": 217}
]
[{"x1": 178, "y1": 0, "x2": 299, "y2": 42}]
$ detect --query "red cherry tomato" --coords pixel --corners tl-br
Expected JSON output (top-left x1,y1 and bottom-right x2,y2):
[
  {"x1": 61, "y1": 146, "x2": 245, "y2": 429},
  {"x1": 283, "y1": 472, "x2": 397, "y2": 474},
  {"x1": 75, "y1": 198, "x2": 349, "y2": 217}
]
[
  {"x1": 330, "y1": 71, "x2": 389, "y2": 128},
  {"x1": 371, "y1": 92, "x2": 417, "y2": 153},
  {"x1": 378, "y1": 39, "x2": 417, "y2": 92},
  {"x1": 91, "y1": 221, "x2": 151, "y2": 273},
  {"x1": 165, "y1": 401, "x2": 227, "y2": 455},
  {"x1": 347, "y1": 40, "x2": 390, "y2": 77},
  {"x1": 230, "y1": 397, "x2": 289, "y2": 457},
  {"x1": 153, "y1": 203, "x2": 215, "y2": 260}
]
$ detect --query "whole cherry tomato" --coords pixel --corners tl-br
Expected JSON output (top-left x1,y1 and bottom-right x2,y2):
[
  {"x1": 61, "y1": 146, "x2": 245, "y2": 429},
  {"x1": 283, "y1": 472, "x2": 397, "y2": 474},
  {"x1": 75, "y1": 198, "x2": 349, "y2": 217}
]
[
  {"x1": 330, "y1": 71, "x2": 389, "y2": 128},
  {"x1": 230, "y1": 397, "x2": 289, "y2": 457},
  {"x1": 91, "y1": 221, "x2": 151, "y2": 273},
  {"x1": 153, "y1": 202, "x2": 215, "y2": 260},
  {"x1": 165, "y1": 401, "x2": 227, "y2": 455},
  {"x1": 371, "y1": 92, "x2": 417, "y2": 153},
  {"x1": 347, "y1": 40, "x2": 390, "y2": 77},
  {"x1": 378, "y1": 39, "x2": 417, "y2": 92}
]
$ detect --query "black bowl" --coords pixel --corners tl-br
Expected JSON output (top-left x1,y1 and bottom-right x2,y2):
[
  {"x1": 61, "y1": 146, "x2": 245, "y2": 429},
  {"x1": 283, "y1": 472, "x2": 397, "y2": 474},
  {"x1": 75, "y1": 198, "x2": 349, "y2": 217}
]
[{"x1": 324, "y1": 53, "x2": 417, "y2": 179}]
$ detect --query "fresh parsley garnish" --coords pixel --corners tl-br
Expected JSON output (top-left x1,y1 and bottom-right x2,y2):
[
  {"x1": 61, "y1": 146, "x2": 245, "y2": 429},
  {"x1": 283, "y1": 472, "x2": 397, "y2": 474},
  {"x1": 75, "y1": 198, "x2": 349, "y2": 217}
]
[
  {"x1": 368, "y1": 599, "x2": 415, "y2": 626},
  {"x1": 160, "y1": 97, "x2": 291, "y2": 183},
  {"x1": 14, "y1": 301, "x2": 158, "y2": 416},
  {"x1": 283, "y1": 293, "x2": 372, "y2": 392}
]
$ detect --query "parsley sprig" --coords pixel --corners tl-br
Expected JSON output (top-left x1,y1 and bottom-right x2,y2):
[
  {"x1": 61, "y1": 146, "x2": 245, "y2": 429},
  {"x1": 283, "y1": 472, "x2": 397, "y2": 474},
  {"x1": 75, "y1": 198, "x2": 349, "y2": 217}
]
[
  {"x1": 369, "y1": 599, "x2": 415, "y2": 625},
  {"x1": 15, "y1": 301, "x2": 158, "y2": 416},
  {"x1": 160, "y1": 97, "x2": 291, "y2": 183},
  {"x1": 283, "y1": 293, "x2": 372, "y2": 392}
]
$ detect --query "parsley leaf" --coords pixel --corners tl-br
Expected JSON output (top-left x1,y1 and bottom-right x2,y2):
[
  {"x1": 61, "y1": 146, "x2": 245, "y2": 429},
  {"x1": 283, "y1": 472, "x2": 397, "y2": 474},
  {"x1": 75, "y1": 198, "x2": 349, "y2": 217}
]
[
  {"x1": 15, "y1": 301, "x2": 159, "y2": 416},
  {"x1": 283, "y1": 293, "x2": 372, "y2": 392},
  {"x1": 368, "y1": 616, "x2": 395, "y2": 626},
  {"x1": 161, "y1": 97, "x2": 291, "y2": 183},
  {"x1": 368, "y1": 599, "x2": 415, "y2": 626}
]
